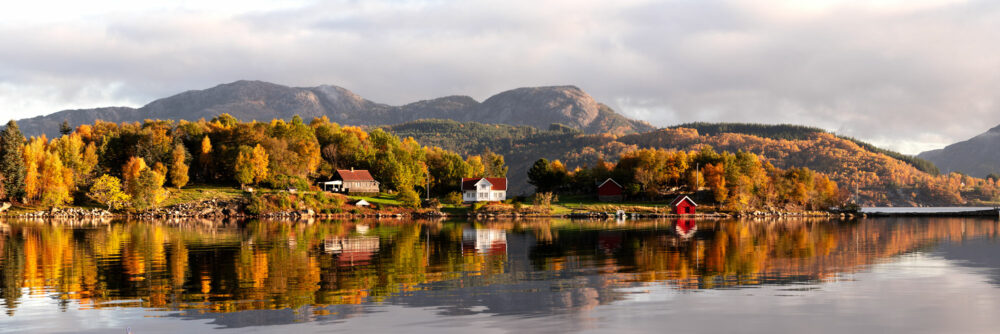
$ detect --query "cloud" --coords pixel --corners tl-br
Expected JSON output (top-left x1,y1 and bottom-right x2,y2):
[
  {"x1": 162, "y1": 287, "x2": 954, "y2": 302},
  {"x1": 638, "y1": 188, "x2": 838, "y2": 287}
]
[{"x1": 0, "y1": 0, "x2": 998, "y2": 154}]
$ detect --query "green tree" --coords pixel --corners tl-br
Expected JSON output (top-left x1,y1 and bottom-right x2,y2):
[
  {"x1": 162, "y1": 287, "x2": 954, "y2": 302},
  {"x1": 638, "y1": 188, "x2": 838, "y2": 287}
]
[
  {"x1": 527, "y1": 158, "x2": 553, "y2": 192},
  {"x1": 0, "y1": 120, "x2": 26, "y2": 200},
  {"x1": 87, "y1": 174, "x2": 131, "y2": 211},
  {"x1": 132, "y1": 169, "x2": 166, "y2": 210}
]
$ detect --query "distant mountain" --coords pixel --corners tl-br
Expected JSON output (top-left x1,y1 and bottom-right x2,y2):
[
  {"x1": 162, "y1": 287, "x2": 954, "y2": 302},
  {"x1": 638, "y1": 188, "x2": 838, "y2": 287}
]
[
  {"x1": 11, "y1": 80, "x2": 654, "y2": 138},
  {"x1": 918, "y1": 125, "x2": 1000, "y2": 177}
]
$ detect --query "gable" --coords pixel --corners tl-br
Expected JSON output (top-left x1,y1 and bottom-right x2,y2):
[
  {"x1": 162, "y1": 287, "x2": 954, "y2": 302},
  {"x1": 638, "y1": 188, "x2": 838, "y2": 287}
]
[
  {"x1": 597, "y1": 178, "x2": 622, "y2": 189},
  {"x1": 670, "y1": 195, "x2": 697, "y2": 207},
  {"x1": 462, "y1": 177, "x2": 507, "y2": 191}
]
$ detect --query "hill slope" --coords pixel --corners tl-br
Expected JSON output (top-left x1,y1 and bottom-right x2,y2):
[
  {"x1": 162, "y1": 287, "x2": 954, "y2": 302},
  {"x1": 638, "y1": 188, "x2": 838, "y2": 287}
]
[
  {"x1": 12, "y1": 81, "x2": 654, "y2": 138},
  {"x1": 385, "y1": 120, "x2": 991, "y2": 206},
  {"x1": 918, "y1": 125, "x2": 1000, "y2": 177}
]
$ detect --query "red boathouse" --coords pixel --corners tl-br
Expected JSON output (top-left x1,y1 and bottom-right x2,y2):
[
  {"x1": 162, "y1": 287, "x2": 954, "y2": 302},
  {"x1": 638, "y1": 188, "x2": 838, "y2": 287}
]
[
  {"x1": 670, "y1": 195, "x2": 697, "y2": 215},
  {"x1": 597, "y1": 178, "x2": 624, "y2": 202}
]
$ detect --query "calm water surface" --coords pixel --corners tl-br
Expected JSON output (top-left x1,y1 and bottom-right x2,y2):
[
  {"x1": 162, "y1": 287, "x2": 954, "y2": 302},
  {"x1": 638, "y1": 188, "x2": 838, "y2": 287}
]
[{"x1": 1, "y1": 217, "x2": 998, "y2": 333}]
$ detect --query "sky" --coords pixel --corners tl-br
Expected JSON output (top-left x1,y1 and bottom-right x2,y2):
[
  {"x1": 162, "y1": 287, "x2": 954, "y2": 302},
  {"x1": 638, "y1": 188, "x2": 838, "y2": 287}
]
[{"x1": 1, "y1": 0, "x2": 999, "y2": 154}]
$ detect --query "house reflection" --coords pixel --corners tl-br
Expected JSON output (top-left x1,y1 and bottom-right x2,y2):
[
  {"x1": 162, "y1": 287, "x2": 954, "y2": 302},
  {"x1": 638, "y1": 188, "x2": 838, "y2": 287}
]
[
  {"x1": 674, "y1": 219, "x2": 697, "y2": 239},
  {"x1": 461, "y1": 228, "x2": 506, "y2": 255}
]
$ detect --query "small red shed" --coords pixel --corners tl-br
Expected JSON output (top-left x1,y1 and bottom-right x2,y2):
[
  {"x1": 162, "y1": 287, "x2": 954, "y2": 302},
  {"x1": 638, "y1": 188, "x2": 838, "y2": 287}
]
[
  {"x1": 670, "y1": 195, "x2": 697, "y2": 215},
  {"x1": 597, "y1": 178, "x2": 624, "y2": 202}
]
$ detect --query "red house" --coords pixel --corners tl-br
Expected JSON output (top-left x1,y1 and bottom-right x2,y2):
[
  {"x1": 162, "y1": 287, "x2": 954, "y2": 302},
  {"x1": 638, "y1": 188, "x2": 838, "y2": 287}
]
[
  {"x1": 597, "y1": 178, "x2": 624, "y2": 202},
  {"x1": 670, "y1": 195, "x2": 697, "y2": 214}
]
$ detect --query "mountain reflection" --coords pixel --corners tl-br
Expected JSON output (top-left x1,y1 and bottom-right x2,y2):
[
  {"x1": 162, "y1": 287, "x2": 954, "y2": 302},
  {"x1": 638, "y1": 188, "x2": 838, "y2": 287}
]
[{"x1": 0, "y1": 218, "x2": 997, "y2": 327}]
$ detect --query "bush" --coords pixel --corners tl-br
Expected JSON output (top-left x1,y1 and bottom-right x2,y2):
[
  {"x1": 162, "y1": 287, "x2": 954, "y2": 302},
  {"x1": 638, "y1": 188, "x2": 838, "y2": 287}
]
[
  {"x1": 399, "y1": 188, "x2": 421, "y2": 208},
  {"x1": 443, "y1": 191, "x2": 463, "y2": 205},
  {"x1": 423, "y1": 198, "x2": 441, "y2": 209},
  {"x1": 247, "y1": 194, "x2": 265, "y2": 215},
  {"x1": 266, "y1": 174, "x2": 311, "y2": 191},
  {"x1": 350, "y1": 208, "x2": 362, "y2": 215},
  {"x1": 472, "y1": 202, "x2": 487, "y2": 211}
]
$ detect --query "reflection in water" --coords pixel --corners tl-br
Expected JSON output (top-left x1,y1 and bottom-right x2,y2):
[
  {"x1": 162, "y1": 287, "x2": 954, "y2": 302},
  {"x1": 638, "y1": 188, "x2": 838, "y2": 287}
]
[{"x1": 0, "y1": 217, "x2": 998, "y2": 329}]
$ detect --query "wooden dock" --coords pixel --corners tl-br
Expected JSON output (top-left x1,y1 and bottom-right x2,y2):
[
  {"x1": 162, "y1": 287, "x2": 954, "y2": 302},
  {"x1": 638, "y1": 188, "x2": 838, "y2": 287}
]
[{"x1": 863, "y1": 207, "x2": 1000, "y2": 218}]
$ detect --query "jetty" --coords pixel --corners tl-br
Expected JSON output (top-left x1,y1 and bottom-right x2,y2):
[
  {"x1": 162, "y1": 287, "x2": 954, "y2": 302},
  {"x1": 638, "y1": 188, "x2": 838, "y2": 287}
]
[{"x1": 862, "y1": 207, "x2": 1000, "y2": 218}]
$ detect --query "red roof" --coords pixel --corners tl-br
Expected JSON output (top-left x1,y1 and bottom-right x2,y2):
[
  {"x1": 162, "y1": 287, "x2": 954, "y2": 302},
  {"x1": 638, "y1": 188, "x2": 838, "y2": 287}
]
[
  {"x1": 461, "y1": 177, "x2": 507, "y2": 191},
  {"x1": 670, "y1": 195, "x2": 697, "y2": 207},
  {"x1": 336, "y1": 169, "x2": 376, "y2": 182}
]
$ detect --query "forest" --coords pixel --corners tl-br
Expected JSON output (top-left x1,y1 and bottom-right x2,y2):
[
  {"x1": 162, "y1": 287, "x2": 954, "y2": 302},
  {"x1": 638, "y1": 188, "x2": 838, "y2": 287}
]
[
  {"x1": 0, "y1": 116, "x2": 506, "y2": 211},
  {"x1": 385, "y1": 119, "x2": 1000, "y2": 206},
  {"x1": 527, "y1": 147, "x2": 841, "y2": 211}
]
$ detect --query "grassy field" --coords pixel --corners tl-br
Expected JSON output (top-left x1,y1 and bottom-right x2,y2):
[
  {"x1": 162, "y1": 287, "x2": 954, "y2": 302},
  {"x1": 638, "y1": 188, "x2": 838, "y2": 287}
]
[{"x1": 161, "y1": 184, "x2": 244, "y2": 207}]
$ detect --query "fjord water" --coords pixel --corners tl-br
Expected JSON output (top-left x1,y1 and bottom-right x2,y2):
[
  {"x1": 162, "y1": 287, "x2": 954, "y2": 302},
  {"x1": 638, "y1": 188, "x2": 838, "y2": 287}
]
[{"x1": 1, "y1": 218, "x2": 998, "y2": 333}]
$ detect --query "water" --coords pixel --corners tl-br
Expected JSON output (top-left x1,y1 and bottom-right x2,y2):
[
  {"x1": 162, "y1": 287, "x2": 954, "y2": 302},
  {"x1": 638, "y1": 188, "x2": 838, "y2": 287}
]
[{"x1": 1, "y1": 217, "x2": 998, "y2": 333}]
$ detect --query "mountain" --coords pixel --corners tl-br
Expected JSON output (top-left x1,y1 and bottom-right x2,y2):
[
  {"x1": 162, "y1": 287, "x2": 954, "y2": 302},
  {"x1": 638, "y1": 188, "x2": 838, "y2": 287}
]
[
  {"x1": 386, "y1": 120, "x2": 990, "y2": 206},
  {"x1": 918, "y1": 125, "x2": 1000, "y2": 177},
  {"x1": 11, "y1": 80, "x2": 654, "y2": 138}
]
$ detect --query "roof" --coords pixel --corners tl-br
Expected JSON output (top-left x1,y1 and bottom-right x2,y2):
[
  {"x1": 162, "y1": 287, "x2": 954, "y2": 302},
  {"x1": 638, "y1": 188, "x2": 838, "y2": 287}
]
[
  {"x1": 670, "y1": 195, "x2": 698, "y2": 207},
  {"x1": 461, "y1": 177, "x2": 507, "y2": 191},
  {"x1": 336, "y1": 169, "x2": 377, "y2": 182},
  {"x1": 597, "y1": 178, "x2": 622, "y2": 189}
]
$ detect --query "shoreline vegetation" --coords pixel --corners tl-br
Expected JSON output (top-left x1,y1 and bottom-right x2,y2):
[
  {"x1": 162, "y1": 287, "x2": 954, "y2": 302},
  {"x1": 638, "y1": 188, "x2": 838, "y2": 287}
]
[{"x1": 0, "y1": 114, "x2": 925, "y2": 221}]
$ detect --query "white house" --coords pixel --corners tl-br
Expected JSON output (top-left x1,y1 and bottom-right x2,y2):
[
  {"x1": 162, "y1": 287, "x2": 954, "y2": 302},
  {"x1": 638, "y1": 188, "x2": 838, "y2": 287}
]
[{"x1": 461, "y1": 177, "x2": 507, "y2": 202}]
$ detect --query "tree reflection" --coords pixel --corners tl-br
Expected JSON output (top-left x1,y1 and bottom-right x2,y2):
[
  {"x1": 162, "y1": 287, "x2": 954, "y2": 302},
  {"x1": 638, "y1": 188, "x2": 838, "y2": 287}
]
[{"x1": 0, "y1": 217, "x2": 996, "y2": 320}]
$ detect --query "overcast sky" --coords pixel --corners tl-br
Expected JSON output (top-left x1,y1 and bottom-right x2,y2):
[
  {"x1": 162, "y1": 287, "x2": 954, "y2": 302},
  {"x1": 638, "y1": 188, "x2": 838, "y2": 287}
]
[{"x1": 1, "y1": 0, "x2": 998, "y2": 154}]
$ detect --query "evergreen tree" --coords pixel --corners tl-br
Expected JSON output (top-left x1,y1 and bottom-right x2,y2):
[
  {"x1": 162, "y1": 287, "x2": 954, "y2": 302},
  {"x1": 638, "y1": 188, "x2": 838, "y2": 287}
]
[
  {"x1": 0, "y1": 120, "x2": 26, "y2": 201},
  {"x1": 59, "y1": 120, "x2": 72, "y2": 136}
]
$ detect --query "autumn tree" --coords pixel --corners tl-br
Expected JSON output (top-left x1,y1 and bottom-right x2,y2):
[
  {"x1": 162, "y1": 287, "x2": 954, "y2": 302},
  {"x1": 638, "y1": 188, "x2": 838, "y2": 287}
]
[
  {"x1": 199, "y1": 135, "x2": 212, "y2": 180},
  {"x1": 38, "y1": 151, "x2": 71, "y2": 207},
  {"x1": 121, "y1": 156, "x2": 165, "y2": 209},
  {"x1": 703, "y1": 163, "x2": 728, "y2": 203},
  {"x1": 87, "y1": 174, "x2": 131, "y2": 211},
  {"x1": 169, "y1": 143, "x2": 190, "y2": 188},
  {"x1": 483, "y1": 149, "x2": 508, "y2": 177},
  {"x1": 0, "y1": 120, "x2": 26, "y2": 201},
  {"x1": 234, "y1": 147, "x2": 254, "y2": 188},
  {"x1": 250, "y1": 144, "x2": 269, "y2": 183},
  {"x1": 22, "y1": 136, "x2": 47, "y2": 201}
]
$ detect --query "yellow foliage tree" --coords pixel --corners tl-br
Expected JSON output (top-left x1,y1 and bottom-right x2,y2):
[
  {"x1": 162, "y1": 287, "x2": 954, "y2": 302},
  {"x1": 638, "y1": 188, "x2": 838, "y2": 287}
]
[
  {"x1": 39, "y1": 151, "x2": 71, "y2": 207},
  {"x1": 250, "y1": 144, "x2": 269, "y2": 184},
  {"x1": 87, "y1": 174, "x2": 131, "y2": 211},
  {"x1": 170, "y1": 143, "x2": 190, "y2": 188}
]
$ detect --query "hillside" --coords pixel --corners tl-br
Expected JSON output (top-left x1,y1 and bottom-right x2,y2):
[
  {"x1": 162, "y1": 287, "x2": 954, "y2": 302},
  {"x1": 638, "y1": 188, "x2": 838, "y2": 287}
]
[
  {"x1": 385, "y1": 120, "x2": 995, "y2": 206},
  {"x1": 918, "y1": 125, "x2": 1000, "y2": 177},
  {"x1": 11, "y1": 81, "x2": 654, "y2": 138}
]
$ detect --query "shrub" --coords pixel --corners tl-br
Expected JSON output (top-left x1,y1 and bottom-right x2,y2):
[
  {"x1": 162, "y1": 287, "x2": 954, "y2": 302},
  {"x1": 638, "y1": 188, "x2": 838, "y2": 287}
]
[
  {"x1": 266, "y1": 174, "x2": 311, "y2": 191},
  {"x1": 423, "y1": 198, "x2": 441, "y2": 209},
  {"x1": 472, "y1": 202, "x2": 487, "y2": 211},
  {"x1": 399, "y1": 188, "x2": 421, "y2": 208},
  {"x1": 443, "y1": 191, "x2": 463, "y2": 205},
  {"x1": 247, "y1": 194, "x2": 265, "y2": 215}
]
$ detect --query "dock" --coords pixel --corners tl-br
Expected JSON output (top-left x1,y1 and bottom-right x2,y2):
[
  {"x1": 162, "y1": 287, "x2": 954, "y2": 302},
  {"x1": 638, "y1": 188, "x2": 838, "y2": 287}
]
[{"x1": 862, "y1": 207, "x2": 1000, "y2": 218}]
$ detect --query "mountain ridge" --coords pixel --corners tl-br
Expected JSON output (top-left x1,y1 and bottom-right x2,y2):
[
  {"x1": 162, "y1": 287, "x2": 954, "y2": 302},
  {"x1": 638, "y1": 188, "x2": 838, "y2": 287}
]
[
  {"x1": 918, "y1": 126, "x2": 1000, "y2": 177},
  {"x1": 10, "y1": 80, "x2": 655, "y2": 137}
]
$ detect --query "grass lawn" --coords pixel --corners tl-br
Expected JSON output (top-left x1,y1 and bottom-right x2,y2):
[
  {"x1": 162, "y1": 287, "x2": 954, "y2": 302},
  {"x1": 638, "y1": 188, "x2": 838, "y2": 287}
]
[
  {"x1": 162, "y1": 184, "x2": 244, "y2": 207},
  {"x1": 349, "y1": 193, "x2": 405, "y2": 206}
]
